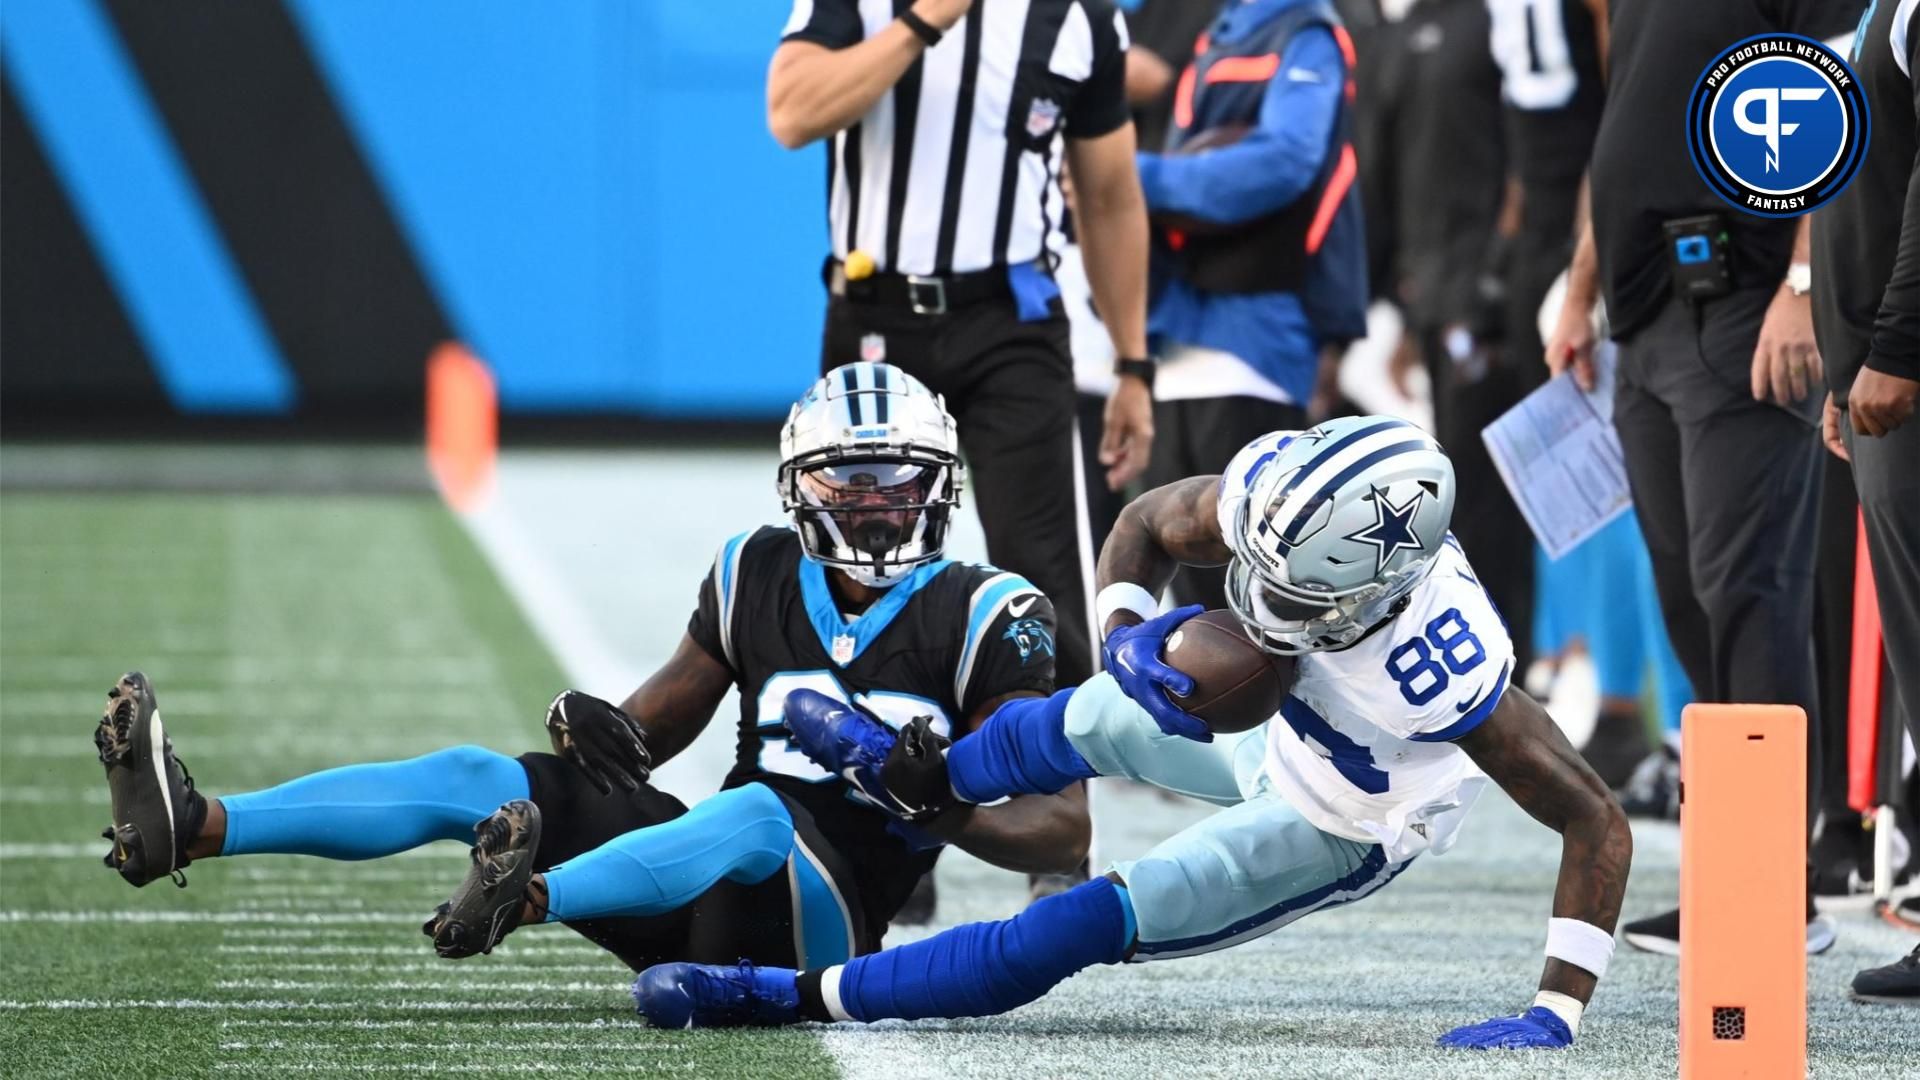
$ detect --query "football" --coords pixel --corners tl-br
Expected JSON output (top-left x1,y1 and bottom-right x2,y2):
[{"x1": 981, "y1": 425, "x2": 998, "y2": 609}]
[{"x1": 1159, "y1": 610, "x2": 1295, "y2": 734}]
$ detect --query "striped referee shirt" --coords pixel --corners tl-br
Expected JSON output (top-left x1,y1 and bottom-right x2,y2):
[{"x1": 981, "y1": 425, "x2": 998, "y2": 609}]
[{"x1": 781, "y1": 0, "x2": 1131, "y2": 277}]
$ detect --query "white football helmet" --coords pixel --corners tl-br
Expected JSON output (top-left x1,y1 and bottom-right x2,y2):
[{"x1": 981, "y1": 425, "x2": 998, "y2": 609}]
[
  {"x1": 1224, "y1": 415, "x2": 1456, "y2": 655},
  {"x1": 778, "y1": 362, "x2": 964, "y2": 587}
]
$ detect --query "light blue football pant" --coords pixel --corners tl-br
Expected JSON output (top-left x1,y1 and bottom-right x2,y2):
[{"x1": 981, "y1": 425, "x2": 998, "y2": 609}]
[{"x1": 1062, "y1": 675, "x2": 1411, "y2": 960}]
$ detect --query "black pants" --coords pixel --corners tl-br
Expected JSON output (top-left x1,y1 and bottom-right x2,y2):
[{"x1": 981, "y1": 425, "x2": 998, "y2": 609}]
[
  {"x1": 1845, "y1": 409, "x2": 1920, "y2": 769},
  {"x1": 823, "y1": 296, "x2": 1095, "y2": 686},
  {"x1": 1076, "y1": 391, "x2": 1126, "y2": 559},
  {"x1": 517, "y1": 753, "x2": 869, "y2": 971},
  {"x1": 1613, "y1": 290, "x2": 1824, "y2": 830},
  {"x1": 1143, "y1": 395, "x2": 1307, "y2": 611},
  {"x1": 1813, "y1": 451, "x2": 1860, "y2": 822}
]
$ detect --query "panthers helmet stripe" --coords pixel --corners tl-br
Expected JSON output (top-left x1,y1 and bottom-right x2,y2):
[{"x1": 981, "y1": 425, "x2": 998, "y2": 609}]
[
  {"x1": 1277, "y1": 439, "x2": 1433, "y2": 546},
  {"x1": 871, "y1": 361, "x2": 890, "y2": 423},
  {"x1": 841, "y1": 364, "x2": 863, "y2": 425}
]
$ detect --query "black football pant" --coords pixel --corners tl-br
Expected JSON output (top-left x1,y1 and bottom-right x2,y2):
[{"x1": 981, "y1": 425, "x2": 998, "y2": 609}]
[
  {"x1": 1143, "y1": 394, "x2": 1307, "y2": 611},
  {"x1": 517, "y1": 753, "x2": 871, "y2": 970},
  {"x1": 822, "y1": 296, "x2": 1096, "y2": 687},
  {"x1": 1613, "y1": 290, "x2": 1824, "y2": 840}
]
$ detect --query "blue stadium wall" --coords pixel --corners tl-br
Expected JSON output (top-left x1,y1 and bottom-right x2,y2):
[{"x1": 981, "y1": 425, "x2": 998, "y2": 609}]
[{"x1": 2, "y1": 0, "x2": 825, "y2": 430}]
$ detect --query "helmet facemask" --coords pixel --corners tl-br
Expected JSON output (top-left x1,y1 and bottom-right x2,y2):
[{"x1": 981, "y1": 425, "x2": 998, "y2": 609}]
[
  {"x1": 1225, "y1": 555, "x2": 1424, "y2": 656},
  {"x1": 780, "y1": 449, "x2": 959, "y2": 587}
]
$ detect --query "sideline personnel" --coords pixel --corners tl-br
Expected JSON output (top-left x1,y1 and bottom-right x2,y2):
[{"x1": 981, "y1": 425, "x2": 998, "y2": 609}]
[
  {"x1": 1544, "y1": 0, "x2": 1862, "y2": 957},
  {"x1": 1812, "y1": 0, "x2": 1920, "y2": 1005},
  {"x1": 769, "y1": 0, "x2": 1155, "y2": 694}
]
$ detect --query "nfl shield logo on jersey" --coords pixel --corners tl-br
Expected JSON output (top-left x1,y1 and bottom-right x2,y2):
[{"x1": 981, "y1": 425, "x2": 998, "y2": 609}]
[
  {"x1": 859, "y1": 334, "x2": 886, "y2": 363},
  {"x1": 1026, "y1": 98, "x2": 1061, "y2": 139}
]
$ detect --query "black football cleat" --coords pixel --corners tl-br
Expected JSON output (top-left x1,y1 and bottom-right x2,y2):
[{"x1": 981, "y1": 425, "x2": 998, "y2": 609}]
[
  {"x1": 1851, "y1": 945, "x2": 1920, "y2": 1005},
  {"x1": 95, "y1": 672, "x2": 206, "y2": 887},
  {"x1": 428, "y1": 799, "x2": 543, "y2": 959}
]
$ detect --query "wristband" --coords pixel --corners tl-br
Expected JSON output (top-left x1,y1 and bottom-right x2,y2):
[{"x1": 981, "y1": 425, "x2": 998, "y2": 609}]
[
  {"x1": 1113, "y1": 356, "x2": 1155, "y2": 390},
  {"x1": 1095, "y1": 582, "x2": 1159, "y2": 631},
  {"x1": 899, "y1": 10, "x2": 942, "y2": 46},
  {"x1": 1545, "y1": 917, "x2": 1615, "y2": 980},
  {"x1": 1533, "y1": 990, "x2": 1584, "y2": 1036}
]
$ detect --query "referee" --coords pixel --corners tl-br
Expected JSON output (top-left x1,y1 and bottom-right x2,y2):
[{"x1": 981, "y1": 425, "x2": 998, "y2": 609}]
[{"x1": 768, "y1": 0, "x2": 1154, "y2": 694}]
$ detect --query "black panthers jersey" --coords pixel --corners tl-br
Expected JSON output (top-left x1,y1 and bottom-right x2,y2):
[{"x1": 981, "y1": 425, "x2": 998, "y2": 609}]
[
  {"x1": 687, "y1": 526, "x2": 1057, "y2": 931},
  {"x1": 1488, "y1": 0, "x2": 1605, "y2": 192}
]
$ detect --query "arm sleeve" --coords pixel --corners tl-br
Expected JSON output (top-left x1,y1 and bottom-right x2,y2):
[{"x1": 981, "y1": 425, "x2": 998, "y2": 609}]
[
  {"x1": 781, "y1": 0, "x2": 863, "y2": 48},
  {"x1": 1380, "y1": 558, "x2": 1516, "y2": 743},
  {"x1": 1134, "y1": 26, "x2": 1345, "y2": 223},
  {"x1": 957, "y1": 587, "x2": 1059, "y2": 721},
  {"x1": 1065, "y1": 5, "x2": 1133, "y2": 139},
  {"x1": 1865, "y1": 15, "x2": 1920, "y2": 384}
]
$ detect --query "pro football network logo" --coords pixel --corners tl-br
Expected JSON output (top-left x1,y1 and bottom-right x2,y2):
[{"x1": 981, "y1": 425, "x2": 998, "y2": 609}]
[{"x1": 1686, "y1": 34, "x2": 1867, "y2": 218}]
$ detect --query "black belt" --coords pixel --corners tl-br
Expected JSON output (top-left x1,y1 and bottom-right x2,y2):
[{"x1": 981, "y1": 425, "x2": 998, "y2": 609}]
[{"x1": 824, "y1": 258, "x2": 1012, "y2": 315}]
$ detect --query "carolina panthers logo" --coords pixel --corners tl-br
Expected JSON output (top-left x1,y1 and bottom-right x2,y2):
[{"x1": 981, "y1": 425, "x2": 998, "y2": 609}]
[{"x1": 1003, "y1": 618, "x2": 1055, "y2": 664}]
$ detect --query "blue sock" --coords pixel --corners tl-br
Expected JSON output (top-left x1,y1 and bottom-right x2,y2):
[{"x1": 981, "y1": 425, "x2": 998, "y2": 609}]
[
  {"x1": 833, "y1": 877, "x2": 1134, "y2": 1022},
  {"x1": 543, "y1": 783, "x2": 794, "y2": 922},
  {"x1": 220, "y1": 745, "x2": 528, "y2": 859},
  {"x1": 946, "y1": 689, "x2": 1098, "y2": 803}
]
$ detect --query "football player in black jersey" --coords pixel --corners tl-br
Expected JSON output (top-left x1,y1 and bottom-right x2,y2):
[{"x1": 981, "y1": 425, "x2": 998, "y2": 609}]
[{"x1": 91, "y1": 361, "x2": 1088, "y2": 976}]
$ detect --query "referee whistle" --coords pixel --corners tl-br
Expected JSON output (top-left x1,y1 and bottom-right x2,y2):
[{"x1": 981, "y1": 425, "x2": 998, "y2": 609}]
[{"x1": 845, "y1": 250, "x2": 876, "y2": 281}]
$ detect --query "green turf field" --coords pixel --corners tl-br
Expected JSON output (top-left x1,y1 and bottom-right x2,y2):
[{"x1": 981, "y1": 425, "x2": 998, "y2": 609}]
[
  {"x1": 3, "y1": 454, "x2": 1916, "y2": 1080},
  {"x1": 0, "y1": 490, "x2": 835, "y2": 1078}
]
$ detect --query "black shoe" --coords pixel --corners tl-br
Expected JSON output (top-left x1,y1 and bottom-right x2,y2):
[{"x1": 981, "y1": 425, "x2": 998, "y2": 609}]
[
  {"x1": 1618, "y1": 745, "x2": 1681, "y2": 821},
  {"x1": 894, "y1": 872, "x2": 937, "y2": 925},
  {"x1": 1851, "y1": 945, "x2": 1920, "y2": 1004},
  {"x1": 95, "y1": 672, "x2": 205, "y2": 887},
  {"x1": 1580, "y1": 710, "x2": 1654, "y2": 790},
  {"x1": 427, "y1": 800, "x2": 543, "y2": 958},
  {"x1": 1623, "y1": 906, "x2": 1837, "y2": 956}
]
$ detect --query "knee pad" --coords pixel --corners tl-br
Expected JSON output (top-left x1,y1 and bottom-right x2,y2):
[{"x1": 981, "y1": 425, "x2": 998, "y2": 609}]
[{"x1": 1061, "y1": 675, "x2": 1158, "y2": 779}]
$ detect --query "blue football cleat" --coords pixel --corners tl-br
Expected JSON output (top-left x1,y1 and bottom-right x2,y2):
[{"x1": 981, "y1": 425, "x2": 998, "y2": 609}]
[
  {"x1": 632, "y1": 961, "x2": 802, "y2": 1028},
  {"x1": 781, "y1": 689, "x2": 918, "y2": 815}
]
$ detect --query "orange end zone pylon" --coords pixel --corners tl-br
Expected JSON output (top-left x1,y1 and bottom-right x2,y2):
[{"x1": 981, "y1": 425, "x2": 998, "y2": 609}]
[
  {"x1": 425, "y1": 342, "x2": 497, "y2": 513},
  {"x1": 1680, "y1": 704, "x2": 1806, "y2": 1080}
]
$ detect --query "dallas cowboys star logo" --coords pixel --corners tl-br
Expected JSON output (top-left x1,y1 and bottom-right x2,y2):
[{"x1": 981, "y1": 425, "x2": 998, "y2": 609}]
[{"x1": 1344, "y1": 485, "x2": 1425, "y2": 573}]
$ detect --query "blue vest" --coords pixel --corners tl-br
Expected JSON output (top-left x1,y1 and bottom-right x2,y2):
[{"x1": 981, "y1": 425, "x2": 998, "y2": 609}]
[{"x1": 1160, "y1": 1, "x2": 1369, "y2": 342}]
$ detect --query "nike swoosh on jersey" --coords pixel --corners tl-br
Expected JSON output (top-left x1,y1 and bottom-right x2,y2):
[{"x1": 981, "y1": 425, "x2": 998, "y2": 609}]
[
  {"x1": 1454, "y1": 668, "x2": 1507, "y2": 713},
  {"x1": 1009, "y1": 595, "x2": 1038, "y2": 617}
]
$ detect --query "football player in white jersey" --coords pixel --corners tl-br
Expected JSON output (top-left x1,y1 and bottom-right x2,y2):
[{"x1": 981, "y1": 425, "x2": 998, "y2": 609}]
[{"x1": 630, "y1": 415, "x2": 1631, "y2": 1051}]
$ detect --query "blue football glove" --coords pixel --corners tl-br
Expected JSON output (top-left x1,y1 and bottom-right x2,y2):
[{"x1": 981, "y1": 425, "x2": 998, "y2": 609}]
[
  {"x1": 1436, "y1": 1006, "x2": 1574, "y2": 1050},
  {"x1": 1102, "y1": 603, "x2": 1209, "y2": 742}
]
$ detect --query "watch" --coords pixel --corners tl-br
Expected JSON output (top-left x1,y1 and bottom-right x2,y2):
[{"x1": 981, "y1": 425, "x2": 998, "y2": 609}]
[
  {"x1": 1114, "y1": 356, "x2": 1156, "y2": 390},
  {"x1": 899, "y1": 10, "x2": 942, "y2": 46},
  {"x1": 1785, "y1": 262, "x2": 1812, "y2": 297}
]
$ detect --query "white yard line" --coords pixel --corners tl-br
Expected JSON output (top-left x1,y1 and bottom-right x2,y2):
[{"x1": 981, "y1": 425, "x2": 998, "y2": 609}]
[
  {"x1": 219, "y1": 1019, "x2": 650, "y2": 1031},
  {"x1": 213, "y1": 978, "x2": 621, "y2": 993},
  {"x1": 216, "y1": 944, "x2": 606, "y2": 958},
  {"x1": 0, "y1": 910, "x2": 426, "y2": 924},
  {"x1": 217, "y1": 1040, "x2": 668, "y2": 1052},
  {"x1": 0, "y1": 843, "x2": 464, "y2": 860},
  {"x1": 223, "y1": 962, "x2": 618, "y2": 976},
  {"x1": 211, "y1": 1064, "x2": 648, "y2": 1074},
  {"x1": 0, "y1": 999, "x2": 569, "y2": 1012}
]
